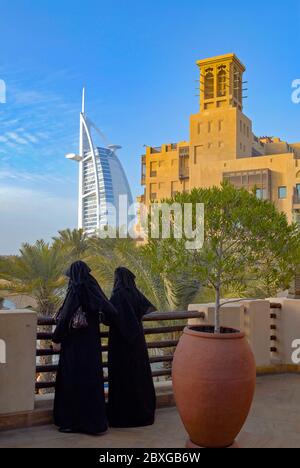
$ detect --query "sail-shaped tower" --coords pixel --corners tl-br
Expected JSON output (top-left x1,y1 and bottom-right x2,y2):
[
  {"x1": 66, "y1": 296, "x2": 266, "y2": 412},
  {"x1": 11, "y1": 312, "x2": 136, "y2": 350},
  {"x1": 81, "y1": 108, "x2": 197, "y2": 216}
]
[{"x1": 66, "y1": 89, "x2": 133, "y2": 234}]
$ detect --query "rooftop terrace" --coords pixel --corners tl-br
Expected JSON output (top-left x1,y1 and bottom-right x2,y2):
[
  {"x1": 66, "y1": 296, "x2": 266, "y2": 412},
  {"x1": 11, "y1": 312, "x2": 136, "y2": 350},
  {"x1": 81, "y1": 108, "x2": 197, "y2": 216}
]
[
  {"x1": 1, "y1": 300, "x2": 300, "y2": 448},
  {"x1": 1, "y1": 375, "x2": 300, "y2": 448}
]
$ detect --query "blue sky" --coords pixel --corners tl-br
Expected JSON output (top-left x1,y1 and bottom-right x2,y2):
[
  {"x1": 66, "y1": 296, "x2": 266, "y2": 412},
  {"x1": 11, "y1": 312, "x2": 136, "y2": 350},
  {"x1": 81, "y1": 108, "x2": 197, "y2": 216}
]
[{"x1": 0, "y1": 0, "x2": 299, "y2": 254}]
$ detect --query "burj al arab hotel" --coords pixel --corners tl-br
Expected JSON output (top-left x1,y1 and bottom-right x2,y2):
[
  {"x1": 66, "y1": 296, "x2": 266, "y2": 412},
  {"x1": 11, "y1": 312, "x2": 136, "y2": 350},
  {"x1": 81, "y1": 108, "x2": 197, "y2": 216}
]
[{"x1": 66, "y1": 90, "x2": 133, "y2": 234}]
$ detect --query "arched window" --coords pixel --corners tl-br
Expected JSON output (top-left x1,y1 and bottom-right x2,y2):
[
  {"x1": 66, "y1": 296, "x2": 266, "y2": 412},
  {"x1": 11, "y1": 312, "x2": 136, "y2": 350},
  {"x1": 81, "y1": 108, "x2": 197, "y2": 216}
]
[
  {"x1": 204, "y1": 69, "x2": 214, "y2": 100},
  {"x1": 217, "y1": 67, "x2": 227, "y2": 97},
  {"x1": 296, "y1": 170, "x2": 300, "y2": 179}
]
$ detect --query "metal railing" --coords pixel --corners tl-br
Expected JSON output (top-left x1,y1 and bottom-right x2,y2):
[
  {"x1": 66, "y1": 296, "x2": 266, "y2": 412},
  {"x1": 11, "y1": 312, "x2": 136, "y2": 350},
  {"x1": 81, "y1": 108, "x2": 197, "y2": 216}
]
[{"x1": 36, "y1": 310, "x2": 204, "y2": 391}]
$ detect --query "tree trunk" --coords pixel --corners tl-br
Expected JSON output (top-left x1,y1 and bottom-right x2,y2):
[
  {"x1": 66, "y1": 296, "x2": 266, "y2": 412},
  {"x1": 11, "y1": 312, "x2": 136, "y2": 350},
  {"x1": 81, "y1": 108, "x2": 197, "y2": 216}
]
[{"x1": 214, "y1": 286, "x2": 221, "y2": 334}]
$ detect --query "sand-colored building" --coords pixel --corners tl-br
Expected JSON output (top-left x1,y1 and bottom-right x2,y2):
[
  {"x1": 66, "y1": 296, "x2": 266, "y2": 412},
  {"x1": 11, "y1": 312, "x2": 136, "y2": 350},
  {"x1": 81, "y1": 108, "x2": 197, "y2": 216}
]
[{"x1": 138, "y1": 53, "x2": 300, "y2": 223}]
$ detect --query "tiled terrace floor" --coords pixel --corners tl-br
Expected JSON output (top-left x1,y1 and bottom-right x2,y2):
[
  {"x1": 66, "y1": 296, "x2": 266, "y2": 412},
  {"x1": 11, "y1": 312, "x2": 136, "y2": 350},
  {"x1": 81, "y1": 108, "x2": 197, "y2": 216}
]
[{"x1": 1, "y1": 374, "x2": 300, "y2": 448}]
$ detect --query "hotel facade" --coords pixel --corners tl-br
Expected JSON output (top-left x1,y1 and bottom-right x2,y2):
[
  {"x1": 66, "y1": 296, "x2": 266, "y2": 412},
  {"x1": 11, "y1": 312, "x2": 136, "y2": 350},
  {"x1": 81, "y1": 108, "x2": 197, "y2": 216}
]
[
  {"x1": 67, "y1": 90, "x2": 133, "y2": 234},
  {"x1": 138, "y1": 54, "x2": 300, "y2": 224}
]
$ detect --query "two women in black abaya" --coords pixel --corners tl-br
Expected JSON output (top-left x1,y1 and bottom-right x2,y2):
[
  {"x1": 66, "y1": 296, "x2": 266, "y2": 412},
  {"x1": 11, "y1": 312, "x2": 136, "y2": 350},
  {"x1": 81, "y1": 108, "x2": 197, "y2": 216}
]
[{"x1": 52, "y1": 261, "x2": 156, "y2": 434}]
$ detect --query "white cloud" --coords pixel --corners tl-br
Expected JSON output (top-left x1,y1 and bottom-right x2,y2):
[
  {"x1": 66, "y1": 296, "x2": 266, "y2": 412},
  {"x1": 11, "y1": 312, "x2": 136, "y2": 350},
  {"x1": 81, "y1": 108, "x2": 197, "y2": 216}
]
[
  {"x1": 0, "y1": 129, "x2": 43, "y2": 147},
  {"x1": 0, "y1": 77, "x2": 79, "y2": 157},
  {"x1": 0, "y1": 185, "x2": 77, "y2": 254},
  {"x1": 0, "y1": 169, "x2": 74, "y2": 185},
  {"x1": 36, "y1": 131, "x2": 50, "y2": 140},
  {"x1": 12, "y1": 90, "x2": 51, "y2": 106},
  {"x1": 3, "y1": 119, "x2": 21, "y2": 126},
  {"x1": 22, "y1": 132, "x2": 39, "y2": 144},
  {"x1": 5, "y1": 131, "x2": 29, "y2": 145},
  {"x1": 5, "y1": 140, "x2": 18, "y2": 149}
]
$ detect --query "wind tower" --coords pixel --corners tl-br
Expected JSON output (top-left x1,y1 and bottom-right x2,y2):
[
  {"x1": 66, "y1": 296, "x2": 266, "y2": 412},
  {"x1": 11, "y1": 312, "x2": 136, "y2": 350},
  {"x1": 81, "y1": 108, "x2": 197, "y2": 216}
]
[{"x1": 190, "y1": 53, "x2": 252, "y2": 167}]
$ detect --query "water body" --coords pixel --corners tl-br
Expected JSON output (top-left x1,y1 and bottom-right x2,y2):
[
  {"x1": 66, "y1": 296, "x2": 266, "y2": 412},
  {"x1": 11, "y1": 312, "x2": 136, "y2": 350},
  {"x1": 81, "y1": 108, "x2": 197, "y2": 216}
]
[{"x1": 2, "y1": 299, "x2": 15, "y2": 310}]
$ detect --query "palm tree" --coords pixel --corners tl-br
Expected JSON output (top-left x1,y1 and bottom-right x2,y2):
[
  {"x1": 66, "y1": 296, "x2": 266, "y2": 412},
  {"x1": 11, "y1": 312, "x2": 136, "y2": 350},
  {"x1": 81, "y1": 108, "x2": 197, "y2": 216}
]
[
  {"x1": 53, "y1": 228, "x2": 89, "y2": 262},
  {"x1": 0, "y1": 240, "x2": 67, "y2": 392},
  {"x1": 86, "y1": 236, "x2": 201, "y2": 378},
  {"x1": 0, "y1": 240, "x2": 66, "y2": 315},
  {"x1": 86, "y1": 237, "x2": 201, "y2": 311}
]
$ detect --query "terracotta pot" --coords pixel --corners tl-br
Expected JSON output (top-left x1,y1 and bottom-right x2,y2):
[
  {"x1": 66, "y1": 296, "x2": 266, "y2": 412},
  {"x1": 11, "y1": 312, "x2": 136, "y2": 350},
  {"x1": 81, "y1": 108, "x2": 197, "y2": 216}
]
[{"x1": 172, "y1": 325, "x2": 256, "y2": 448}]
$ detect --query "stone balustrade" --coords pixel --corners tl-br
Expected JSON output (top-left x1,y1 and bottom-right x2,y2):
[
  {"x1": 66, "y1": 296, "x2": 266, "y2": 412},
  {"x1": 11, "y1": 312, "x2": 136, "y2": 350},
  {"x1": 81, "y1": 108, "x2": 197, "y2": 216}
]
[{"x1": 188, "y1": 298, "x2": 300, "y2": 371}]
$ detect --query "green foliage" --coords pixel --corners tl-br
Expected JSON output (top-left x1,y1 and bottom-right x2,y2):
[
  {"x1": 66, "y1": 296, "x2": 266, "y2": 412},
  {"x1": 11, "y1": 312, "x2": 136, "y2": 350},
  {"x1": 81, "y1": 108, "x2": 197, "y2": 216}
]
[
  {"x1": 0, "y1": 240, "x2": 67, "y2": 315},
  {"x1": 86, "y1": 237, "x2": 200, "y2": 312},
  {"x1": 1, "y1": 183, "x2": 299, "y2": 331},
  {"x1": 52, "y1": 228, "x2": 89, "y2": 262},
  {"x1": 149, "y1": 182, "x2": 300, "y2": 332}
]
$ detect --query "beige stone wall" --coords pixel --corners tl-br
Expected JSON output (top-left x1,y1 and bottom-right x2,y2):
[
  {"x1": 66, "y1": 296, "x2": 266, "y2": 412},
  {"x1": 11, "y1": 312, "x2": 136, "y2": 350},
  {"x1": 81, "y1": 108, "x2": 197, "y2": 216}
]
[
  {"x1": 188, "y1": 299, "x2": 300, "y2": 370},
  {"x1": 268, "y1": 298, "x2": 300, "y2": 365},
  {"x1": 189, "y1": 152, "x2": 296, "y2": 223},
  {"x1": 143, "y1": 145, "x2": 298, "y2": 223},
  {"x1": 144, "y1": 142, "x2": 189, "y2": 204},
  {"x1": 0, "y1": 310, "x2": 37, "y2": 414}
]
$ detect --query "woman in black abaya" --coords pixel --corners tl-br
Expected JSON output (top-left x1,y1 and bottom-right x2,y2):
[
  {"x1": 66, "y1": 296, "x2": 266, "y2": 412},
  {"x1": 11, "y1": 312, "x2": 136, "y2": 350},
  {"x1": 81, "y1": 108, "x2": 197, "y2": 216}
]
[
  {"x1": 52, "y1": 260, "x2": 116, "y2": 434},
  {"x1": 106, "y1": 267, "x2": 157, "y2": 428}
]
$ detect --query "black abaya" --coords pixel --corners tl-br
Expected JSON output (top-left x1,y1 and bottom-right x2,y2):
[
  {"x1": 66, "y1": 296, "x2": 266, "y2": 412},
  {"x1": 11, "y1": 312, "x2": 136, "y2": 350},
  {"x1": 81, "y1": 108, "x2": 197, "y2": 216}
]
[
  {"x1": 52, "y1": 261, "x2": 116, "y2": 434},
  {"x1": 106, "y1": 267, "x2": 157, "y2": 428}
]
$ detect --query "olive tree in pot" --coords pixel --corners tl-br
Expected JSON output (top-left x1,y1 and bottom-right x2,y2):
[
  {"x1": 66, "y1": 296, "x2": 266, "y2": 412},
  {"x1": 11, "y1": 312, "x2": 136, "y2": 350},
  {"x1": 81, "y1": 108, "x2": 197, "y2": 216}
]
[{"x1": 170, "y1": 183, "x2": 300, "y2": 448}]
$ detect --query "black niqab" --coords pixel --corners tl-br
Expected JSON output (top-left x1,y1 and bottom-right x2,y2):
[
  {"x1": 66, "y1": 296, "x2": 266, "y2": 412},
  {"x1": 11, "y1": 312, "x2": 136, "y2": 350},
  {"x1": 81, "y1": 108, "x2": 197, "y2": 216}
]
[
  {"x1": 105, "y1": 267, "x2": 156, "y2": 428},
  {"x1": 113, "y1": 267, "x2": 155, "y2": 317},
  {"x1": 66, "y1": 260, "x2": 91, "y2": 286},
  {"x1": 113, "y1": 266, "x2": 136, "y2": 290},
  {"x1": 64, "y1": 260, "x2": 110, "y2": 317},
  {"x1": 110, "y1": 267, "x2": 154, "y2": 344}
]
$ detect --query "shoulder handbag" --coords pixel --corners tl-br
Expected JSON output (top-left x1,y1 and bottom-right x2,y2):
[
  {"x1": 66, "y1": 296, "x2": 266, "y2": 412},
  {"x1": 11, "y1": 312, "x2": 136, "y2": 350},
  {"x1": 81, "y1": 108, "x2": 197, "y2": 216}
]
[{"x1": 70, "y1": 305, "x2": 88, "y2": 330}]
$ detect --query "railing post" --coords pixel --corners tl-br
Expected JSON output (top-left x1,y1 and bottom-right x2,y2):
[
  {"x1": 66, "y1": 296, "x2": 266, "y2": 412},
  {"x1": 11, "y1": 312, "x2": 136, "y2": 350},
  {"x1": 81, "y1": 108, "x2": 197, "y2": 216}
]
[
  {"x1": 188, "y1": 303, "x2": 244, "y2": 330},
  {"x1": 0, "y1": 310, "x2": 37, "y2": 414},
  {"x1": 269, "y1": 298, "x2": 300, "y2": 365},
  {"x1": 241, "y1": 300, "x2": 271, "y2": 368}
]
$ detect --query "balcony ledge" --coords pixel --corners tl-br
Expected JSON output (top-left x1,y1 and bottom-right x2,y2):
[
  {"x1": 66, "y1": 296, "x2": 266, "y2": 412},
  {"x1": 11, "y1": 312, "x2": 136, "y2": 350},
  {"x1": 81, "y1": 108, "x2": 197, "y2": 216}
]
[
  {"x1": 1, "y1": 375, "x2": 300, "y2": 448},
  {"x1": 0, "y1": 381, "x2": 174, "y2": 433}
]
